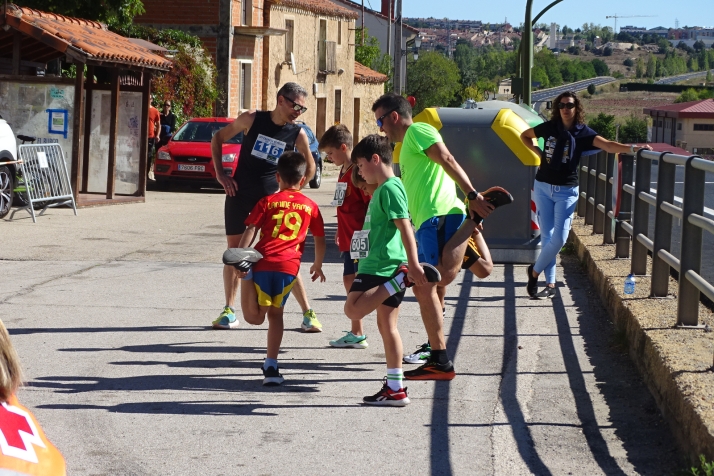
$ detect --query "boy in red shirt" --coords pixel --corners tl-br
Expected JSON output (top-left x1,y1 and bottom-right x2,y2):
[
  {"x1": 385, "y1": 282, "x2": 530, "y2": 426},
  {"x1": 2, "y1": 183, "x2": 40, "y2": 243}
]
[
  {"x1": 319, "y1": 125, "x2": 372, "y2": 349},
  {"x1": 224, "y1": 151, "x2": 326, "y2": 386}
]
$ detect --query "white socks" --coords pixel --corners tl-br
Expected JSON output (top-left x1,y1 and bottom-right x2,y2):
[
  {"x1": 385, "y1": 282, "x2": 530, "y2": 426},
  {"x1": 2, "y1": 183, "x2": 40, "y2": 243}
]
[
  {"x1": 383, "y1": 272, "x2": 406, "y2": 296},
  {"x1": 387, "y1": 368, "x2": 404, "y2": 391}
]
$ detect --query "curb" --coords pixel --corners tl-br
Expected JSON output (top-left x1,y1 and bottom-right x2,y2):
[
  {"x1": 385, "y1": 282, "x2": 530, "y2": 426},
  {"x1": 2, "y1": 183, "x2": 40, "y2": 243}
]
[{"x1": 569, "y1": 217, "x2": 714, "y2": 464}]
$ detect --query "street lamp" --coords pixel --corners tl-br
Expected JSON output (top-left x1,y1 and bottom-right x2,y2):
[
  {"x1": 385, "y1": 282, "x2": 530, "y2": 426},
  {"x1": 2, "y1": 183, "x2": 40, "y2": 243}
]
[{"x1": 405, "y1": 35, "x2": 422, "y2": 61}]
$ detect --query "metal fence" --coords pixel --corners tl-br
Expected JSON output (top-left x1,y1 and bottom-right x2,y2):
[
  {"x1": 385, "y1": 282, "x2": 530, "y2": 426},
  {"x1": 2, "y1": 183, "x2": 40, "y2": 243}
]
[
  {"x1": 578, "y1": 149, "x2": 714, "y2": 328},
  {"x1": 10, "y1": 143, "x2": 77, "y2": 223}
]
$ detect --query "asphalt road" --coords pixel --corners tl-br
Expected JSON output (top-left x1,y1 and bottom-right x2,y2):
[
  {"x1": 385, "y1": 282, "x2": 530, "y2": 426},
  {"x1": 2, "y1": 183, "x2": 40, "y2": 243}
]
[
  {"x1": 655, "y1": 70, "x2": 714, "y2": 85},
  {"x1": 0, "y1": 173, "x2": 682, "y2": 475},
  {"x1": 531, "y1": 76, "x2": 617, "y2": 104}
]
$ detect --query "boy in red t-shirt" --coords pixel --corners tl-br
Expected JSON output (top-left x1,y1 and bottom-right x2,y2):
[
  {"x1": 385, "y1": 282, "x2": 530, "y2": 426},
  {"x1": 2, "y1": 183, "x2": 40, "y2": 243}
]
[
  {"x1": 223, "y1": 151, "x2": 326, "y2": 386},
  {"x1": 319, "y1": 125, "x2": 372, "y2": 349}
]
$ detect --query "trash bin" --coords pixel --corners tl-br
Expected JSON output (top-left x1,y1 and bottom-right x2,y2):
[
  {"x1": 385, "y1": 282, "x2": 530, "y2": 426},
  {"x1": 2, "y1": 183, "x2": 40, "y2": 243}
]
[{"x1": 394, "y1": 101, "x2": 544, "y2": 263}]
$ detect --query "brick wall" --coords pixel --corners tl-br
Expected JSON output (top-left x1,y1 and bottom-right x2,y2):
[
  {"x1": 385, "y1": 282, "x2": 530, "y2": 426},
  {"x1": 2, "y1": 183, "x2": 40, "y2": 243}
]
[
  {"x1": 136, "y1": 0, "x2": 220, "y2": 24},
  {"x1": 265, "y1": 6, "x2": 355, "y2": 138}
]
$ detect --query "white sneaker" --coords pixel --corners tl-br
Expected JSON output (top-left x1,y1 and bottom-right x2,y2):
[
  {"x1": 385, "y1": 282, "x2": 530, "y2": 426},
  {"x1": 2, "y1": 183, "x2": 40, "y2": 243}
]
[
  {"x1": 403, "y1": 342, "x2": 431, "y2": 364},
  {"x1": 148, "y1": 170, "x2": 156, "y2": 181}
]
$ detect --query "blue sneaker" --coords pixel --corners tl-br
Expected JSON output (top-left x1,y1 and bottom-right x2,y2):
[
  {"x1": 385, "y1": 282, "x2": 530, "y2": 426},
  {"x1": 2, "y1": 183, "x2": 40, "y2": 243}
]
[
  {"x1": 212, "y1": 306, "x2": 238, "y2": 329},
  {"x1": 329, "y1": 331, "x2": 369, "y2": 349}
]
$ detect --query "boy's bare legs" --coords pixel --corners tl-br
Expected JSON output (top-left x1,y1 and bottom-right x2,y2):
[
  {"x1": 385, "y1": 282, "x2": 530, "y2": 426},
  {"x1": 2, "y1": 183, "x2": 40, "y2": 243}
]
[
  {"x1": 376, "y1": 305, "x2": 402, "y2": 369},
  {"x1": 293, "y1": 272, "x2": 322, "y2": 332},
  {"x1": 266, "y1": 307, "x2": 285, "y2": 360},
  {"x1": 343, "y1": 274, "x2": 364, "y2": 336},
  {"x1": 438, "y1": 218, "x2": 475, "y2": 285},
  {"x1": 469, "y1": 231, "x2": 494, "y2": 279},
  {"x1": 241, "y1": 277, "x2": 265, "y2": 325},
  {"x1": 345, "y1": 286, "x2": 392, "y2": 321}
]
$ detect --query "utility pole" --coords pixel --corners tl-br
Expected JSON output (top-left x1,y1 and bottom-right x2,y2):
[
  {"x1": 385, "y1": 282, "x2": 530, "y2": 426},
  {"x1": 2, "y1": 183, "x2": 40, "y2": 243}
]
[
  {"x1": 361, "y1": 0, "x2": 364, "y2": 45},
  {"x1": 393, "y1": 0, "x2": 403, "y2": 94}
]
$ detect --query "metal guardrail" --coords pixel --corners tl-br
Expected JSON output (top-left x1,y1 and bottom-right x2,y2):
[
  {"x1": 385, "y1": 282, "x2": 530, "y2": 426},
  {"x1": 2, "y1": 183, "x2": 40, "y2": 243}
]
[
  {"x1": 578, "y1": 149, "x2": 714, "y2": 328},
  {"x1": 10, "y1": 143, "x2": 77, "y2": 223}
]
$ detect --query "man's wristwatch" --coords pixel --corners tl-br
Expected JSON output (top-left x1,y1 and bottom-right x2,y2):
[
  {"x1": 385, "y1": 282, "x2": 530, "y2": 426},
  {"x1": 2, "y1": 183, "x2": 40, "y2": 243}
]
[{"x1": 467, "y1": 190, "x2": 478, "y2": 201}]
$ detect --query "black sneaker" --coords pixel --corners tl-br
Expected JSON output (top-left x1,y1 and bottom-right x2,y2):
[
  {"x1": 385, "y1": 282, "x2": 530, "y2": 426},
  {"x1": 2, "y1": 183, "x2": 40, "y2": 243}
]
[
  {"x1": 534, "y1": 286, "x2": 556, "y2": 300},
  {"x1": 526, "y1": 264, "x2": 538, "y2": 297},
  {"x1": 471, "y1": 186, "x2": 514, "y2": 224},
  {"x1": 223, "y1": 248, "x2": 263, "y2": 272},
  {"x1": 262, "y1": 365, "x2": 284, "y2": 386},
  {"x1": 404, "y1": 360, "x2": 455, "y2": 381},
  {"x1": 363, "y1": 379, "x2": 410, "y2": 407},
  {"x1": 400, "y1": 263, "x2": 442, "y2": 287}
]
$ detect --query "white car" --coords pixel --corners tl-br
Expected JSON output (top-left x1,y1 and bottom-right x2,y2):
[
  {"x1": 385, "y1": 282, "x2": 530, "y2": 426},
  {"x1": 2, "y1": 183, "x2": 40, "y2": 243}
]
[{"x1": 0, "y1": 115, "x2": 18, "y2": 219}]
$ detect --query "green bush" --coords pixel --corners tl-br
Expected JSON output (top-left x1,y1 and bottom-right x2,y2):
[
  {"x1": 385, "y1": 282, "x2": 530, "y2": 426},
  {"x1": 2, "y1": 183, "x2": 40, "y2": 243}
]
[
  {"x1": 587, "y1": 83, "x2": 596, "y2": 94},
  {"x1": 588, "y1": 113, "x2": 616, "y2": 140},
  {"x1": 623, "y1": 58, "x2": 634, "y2": 67}
]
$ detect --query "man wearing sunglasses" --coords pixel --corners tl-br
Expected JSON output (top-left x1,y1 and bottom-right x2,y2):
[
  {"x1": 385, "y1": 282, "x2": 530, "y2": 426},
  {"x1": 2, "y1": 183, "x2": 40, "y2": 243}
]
[
  {"x1": 372, "y1": 93, "x2": 495, "y2": 380},
  {"x1": 210, "y1": 82, "x2": 322, "y2": 333}
]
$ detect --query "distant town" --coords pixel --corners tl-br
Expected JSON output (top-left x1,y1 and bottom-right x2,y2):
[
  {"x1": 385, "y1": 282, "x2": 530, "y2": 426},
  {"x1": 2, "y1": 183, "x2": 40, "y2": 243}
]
[{"x1": 404, "y1": 17, "x2": 714, "y2": 55}]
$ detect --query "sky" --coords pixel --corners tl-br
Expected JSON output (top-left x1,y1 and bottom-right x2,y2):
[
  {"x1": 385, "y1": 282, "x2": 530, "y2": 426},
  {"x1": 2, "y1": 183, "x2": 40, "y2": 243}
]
[{"x1": 380, "y1": 0, "x2": 713, "y2": 31}]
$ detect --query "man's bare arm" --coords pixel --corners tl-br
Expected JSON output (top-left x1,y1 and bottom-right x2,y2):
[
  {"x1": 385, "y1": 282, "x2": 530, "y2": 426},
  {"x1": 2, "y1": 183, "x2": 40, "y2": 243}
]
[
  {"x1": 212, "y1": 111, "x2": 256, "y2": 196},
  {"x1": 295, "y1": 129, "x2": 315, "y2": 184}
]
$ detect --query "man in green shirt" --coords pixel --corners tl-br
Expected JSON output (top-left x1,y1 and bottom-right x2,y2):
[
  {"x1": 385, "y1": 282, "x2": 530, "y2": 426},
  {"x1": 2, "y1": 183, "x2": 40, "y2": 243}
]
[
  {"x1": 343, "y1": 134, "x2": 440, "y2": 406},
  {"x1": 372, "y1": 93, "x2": 494, "y2": 380}
]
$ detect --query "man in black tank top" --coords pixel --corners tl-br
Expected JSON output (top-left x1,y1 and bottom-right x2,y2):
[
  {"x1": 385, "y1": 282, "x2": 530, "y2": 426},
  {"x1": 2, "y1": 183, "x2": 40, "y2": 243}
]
[{"x1": 210, "y1": 83, "x2": 320, "y2": 332}]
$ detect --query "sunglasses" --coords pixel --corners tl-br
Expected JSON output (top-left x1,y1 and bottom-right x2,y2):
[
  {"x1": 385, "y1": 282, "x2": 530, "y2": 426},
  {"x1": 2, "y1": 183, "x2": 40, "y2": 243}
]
[
  {"x1": 558, "y1": 102, "x2": 576, "y2": 110},
  {"x1": 282, "y1": 95, "x2": 308, "y2": 114},
  {"x1": 376, "y1": 108, "x2": 397, "y2": 128}
]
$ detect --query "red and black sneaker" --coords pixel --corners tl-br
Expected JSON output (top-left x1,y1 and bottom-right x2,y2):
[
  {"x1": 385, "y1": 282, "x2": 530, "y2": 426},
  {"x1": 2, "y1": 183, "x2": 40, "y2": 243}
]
[
  {"x1": 404, "y1": 360, "x2": 456, "y2": 381},
  {"x1": 471, "y1": 186, "x2": 514, "y2": 224},
  {"x1": 363, "y1": 379, "x2": 410, "y2": 407},
  {"x1": 397, "y1": 262, "x2": 442, "y2": 288}
]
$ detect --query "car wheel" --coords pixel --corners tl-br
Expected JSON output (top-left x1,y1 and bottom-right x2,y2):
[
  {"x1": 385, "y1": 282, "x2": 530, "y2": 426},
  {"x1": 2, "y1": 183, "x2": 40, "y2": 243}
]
[
  {"x1": 0, "y1": 165, "x2": 14, "y2": 219},
  {"x1": 309, "y1": 161, "x2": 322, "y2": 189}
]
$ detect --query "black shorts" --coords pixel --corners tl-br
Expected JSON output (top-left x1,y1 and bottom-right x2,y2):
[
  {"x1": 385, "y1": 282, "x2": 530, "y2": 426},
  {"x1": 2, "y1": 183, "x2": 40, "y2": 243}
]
[
  {"x1": 342, "y1": 251, "x2": 359, "y2": 277},
  {"x1": 349, "y1": 273, "x2": 405, "y2": 308},
  {"x1": 225, "y1": 193, "x2": 261, "y2": 236}
]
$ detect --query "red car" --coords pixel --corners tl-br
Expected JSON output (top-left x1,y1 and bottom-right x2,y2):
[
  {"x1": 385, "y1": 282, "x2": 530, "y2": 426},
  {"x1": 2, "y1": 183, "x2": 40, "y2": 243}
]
[{"x1": 154, "y1": 117, "x2": 243, "y2": 188}]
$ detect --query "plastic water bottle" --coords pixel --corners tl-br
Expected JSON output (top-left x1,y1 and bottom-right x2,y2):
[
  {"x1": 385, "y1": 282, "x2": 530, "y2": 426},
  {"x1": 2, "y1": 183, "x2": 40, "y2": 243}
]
[{"x1": 624, "y1": 274, "x2": 636, "y2": 295}]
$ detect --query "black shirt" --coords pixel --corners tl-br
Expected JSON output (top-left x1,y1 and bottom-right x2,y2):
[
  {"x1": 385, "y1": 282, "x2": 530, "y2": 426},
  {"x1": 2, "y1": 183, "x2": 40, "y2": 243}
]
[
  {"x1": 533, "y1": 120, "x2": 598, "y2": 186},
  {"x1": 160, "y1": 112, "x2": 176, "y2": 133},
  {"x1": 234, "y1": 110, "x2": 301, "y2": 199}
]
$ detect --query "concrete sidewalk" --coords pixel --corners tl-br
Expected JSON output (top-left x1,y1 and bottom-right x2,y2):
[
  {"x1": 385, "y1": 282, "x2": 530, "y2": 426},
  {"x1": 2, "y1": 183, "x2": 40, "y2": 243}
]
[{"x1": 0, "y1": 176, "x2": 681, "y2": 475}]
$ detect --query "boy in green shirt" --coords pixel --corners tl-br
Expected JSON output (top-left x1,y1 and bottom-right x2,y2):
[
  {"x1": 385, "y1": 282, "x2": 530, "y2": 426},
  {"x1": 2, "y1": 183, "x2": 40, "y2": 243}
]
[{"x1": 343, "y1": 135, "x2": 440, "y2": 406}]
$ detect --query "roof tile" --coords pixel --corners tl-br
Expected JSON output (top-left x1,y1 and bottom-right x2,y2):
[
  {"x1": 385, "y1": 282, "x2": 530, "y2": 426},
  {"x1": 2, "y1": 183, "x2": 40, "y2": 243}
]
[
  {"x1": 4, "y1": 4, "x2": 172, "y2": 70},
  {"x1": 354, "y1": 61, "x2": 388, "y2": 84},
  {"x1": 269, "y1": 0, "x2": 358, "y2": 19}
]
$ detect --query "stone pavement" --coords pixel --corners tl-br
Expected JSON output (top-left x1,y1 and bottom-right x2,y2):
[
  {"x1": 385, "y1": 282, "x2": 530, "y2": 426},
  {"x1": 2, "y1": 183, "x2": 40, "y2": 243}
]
[{"x1": 0, "y1": 174, "x2": 682, "y2": 475}]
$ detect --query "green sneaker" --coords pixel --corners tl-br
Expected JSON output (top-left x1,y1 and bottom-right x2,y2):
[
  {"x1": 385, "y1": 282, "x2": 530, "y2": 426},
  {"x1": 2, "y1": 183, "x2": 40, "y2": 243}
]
[
  {"x1": 212, "y1": 306, "x2": 238, "y2": 330},
  {"x1": 301, "y1": 309, "x2": 322, "y2": 333},
  {"x1": 329, "y1": 331, "x2": 369, "y2": 349}
]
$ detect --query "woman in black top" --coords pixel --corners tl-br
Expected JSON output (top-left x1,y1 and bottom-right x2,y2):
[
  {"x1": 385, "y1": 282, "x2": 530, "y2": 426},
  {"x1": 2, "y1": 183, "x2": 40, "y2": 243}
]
[
  {"x1": 159, "y1": 100, "x2": 176, "y2": 147},
  {"x1": 520, "y1": 91, "x2": 652, "y2": 299}
]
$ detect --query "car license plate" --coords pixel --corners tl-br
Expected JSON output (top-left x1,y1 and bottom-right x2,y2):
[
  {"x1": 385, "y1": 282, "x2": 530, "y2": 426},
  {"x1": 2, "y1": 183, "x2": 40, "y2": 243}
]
[{"x1": 178, "y1": 164, "x2": 205, "y2": 172}]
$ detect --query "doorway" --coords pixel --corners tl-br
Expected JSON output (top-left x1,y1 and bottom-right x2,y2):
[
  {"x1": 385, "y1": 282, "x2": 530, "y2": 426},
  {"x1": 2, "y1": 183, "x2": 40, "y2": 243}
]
[
  {"x1": 316, "y1": 98, "x2": 327, "y2": 139},
  {"x1": 353, "y1": 98, "x2": 360, "y2": 143}
]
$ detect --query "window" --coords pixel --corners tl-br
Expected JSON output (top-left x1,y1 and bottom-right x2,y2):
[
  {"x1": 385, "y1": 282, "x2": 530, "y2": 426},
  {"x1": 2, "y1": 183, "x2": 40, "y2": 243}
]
[
  {"x1": 241, "y1": 0, "x2": 252, "y2": 26},
  {"x1": 240, "y1": 63, "x2": 252, "y2": 110},
  {"x1": 285, "y1": 19, "x2": 294, "y2": 63},
  {"x1": 677, "y1": 122, "x2": 682, "y2": 131},
  {"x1": 334, "y1": 89, "x2": 342, "y2": 124},
  {"x1": 338, "y1": 20, "x2": 342, "y2": 45},
  {"x1": 693, "y1": 124, "x2": 714, "y2": 131}
]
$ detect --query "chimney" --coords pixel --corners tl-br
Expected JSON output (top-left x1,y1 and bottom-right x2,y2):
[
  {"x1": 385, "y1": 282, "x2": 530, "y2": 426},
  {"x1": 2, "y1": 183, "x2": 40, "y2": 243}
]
[{"x1": 381, "y1": 0, "x2": 394, "y2": 19}]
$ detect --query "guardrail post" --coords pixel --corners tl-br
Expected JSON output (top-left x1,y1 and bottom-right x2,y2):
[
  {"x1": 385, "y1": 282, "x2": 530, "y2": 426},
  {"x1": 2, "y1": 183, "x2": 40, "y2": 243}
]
[
  {"x1": 578, "y1": 162, "x2": 588, "y2": 217},
  {"x1": 677, "y1": 156, "x2": 705, "y2": 327},
  {"x1": 593, "y1": 151, "x2": 607, "y2": 234},
  {"x1": 651, "y1": 152, "x2": 675, "y2": 297},
  {"x1": 615, "y1": 154, "x2": 634, "y2": 258},
  {"x1": 585, "y1": 154, "x2": 597, "y2": 226},
  {"x1": 631, "y1": 150, "x2": 651, "y2": 275},
  {"x1": 603, "y1": 153, "x2": 615, "y2": 244}
]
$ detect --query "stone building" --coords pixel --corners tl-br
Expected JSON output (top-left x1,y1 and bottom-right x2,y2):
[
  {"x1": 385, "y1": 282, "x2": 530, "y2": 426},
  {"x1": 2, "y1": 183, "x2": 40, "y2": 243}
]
[{"x1": 353, "y1": 61, "x2": 388, "y2": 143}]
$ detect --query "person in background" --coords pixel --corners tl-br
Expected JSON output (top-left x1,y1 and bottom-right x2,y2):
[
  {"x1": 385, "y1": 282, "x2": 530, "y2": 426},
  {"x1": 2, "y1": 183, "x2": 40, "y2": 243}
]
[
  {"x1": 520, "y1": 90, "x2": 652, "y2": 299},
  {"x1": 147, "y1": 97, "x2": 161, "y2": 181},
  {"x1": 0, "y1": 319, "x2": 67, "y2": 475},
  {"x1": 159, "y1": 100, "x2": 176, "y2": 148}
]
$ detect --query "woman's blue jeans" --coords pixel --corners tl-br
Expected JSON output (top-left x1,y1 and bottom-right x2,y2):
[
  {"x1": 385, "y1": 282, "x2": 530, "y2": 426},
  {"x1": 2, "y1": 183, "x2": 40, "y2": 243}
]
[{"x1": 533, "y1": 179, "x2": 579, "y2": 284}]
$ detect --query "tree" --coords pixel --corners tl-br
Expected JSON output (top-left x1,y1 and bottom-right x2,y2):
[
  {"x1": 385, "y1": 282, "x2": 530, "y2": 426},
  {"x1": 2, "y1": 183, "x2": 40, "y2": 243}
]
[
  {"x1": 635, "y1": 57, "x2": 645, "y2": 78},
  {"x1": 406, "y1": 51, "x2": 461, "y2": 115},
  {"x1": 646, "y1": 54, "x2": 657, "y2": 78},
  {"x1": 588, "y1": 113, "x2": 616, "y2": 140},
  {"x1": 675, "y1": 88, "x2": 701, "y2": 103},
  {"x1": 20, "y1": 0, "x2": 144, "y2": 29},
  {"x1": 587, "y1": 83, "x2": 596, "y2": 95},
  {"x1": 619, "y1": 114, "x2": 648, "y2": 142},
  {"x1": 603, "y1": 46, "x2": 613, "y2": 57},
  {"x1": 591, "y1": 58, "x2": 609, "y2": 76},
  {"x1": 623, "y1": 58, "x2": 634, "y2": 67},
  {"x1": 355, "y1": 28, "x2": 382, "y2": 70}
]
